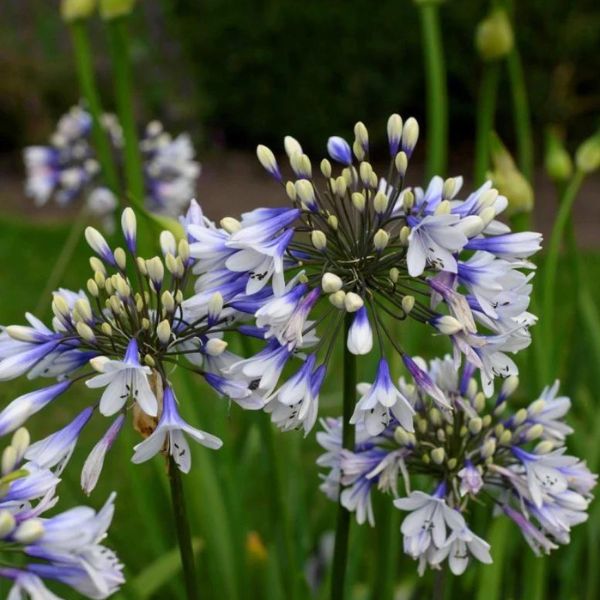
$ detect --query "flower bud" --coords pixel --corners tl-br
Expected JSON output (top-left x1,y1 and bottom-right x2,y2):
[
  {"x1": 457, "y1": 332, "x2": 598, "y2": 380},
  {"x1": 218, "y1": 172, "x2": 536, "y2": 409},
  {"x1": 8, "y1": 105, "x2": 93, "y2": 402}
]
[
  {"x1": 284, "y1": 135, "x2": 302, "y2": 159},
  {"x1": 389, "y1": 267, "x2": 400, "y2": 283},
  {"x1": 311, "y1": 230, "x2": 327, "y2": 251},
  {"x1": 475, "y1": 9, "x2": 514, "y2": 61},
  {"x1": 399, "y1": 226, "x2": 410, "y2": 245},
  {"x1": 525, "y1": 424, "x2": 544, "y2": 441},
  {"x1": 434, "y1": 315, "x2": 463, "y2": 335},
  {"x1": 544, "y1": 129, "x2": 573, "y2": 182},
  {"x1": 208, "y1": 292, "x2": 224, "y2": 322},
  {"x1": 329, "y1": 290, "x2": 346, "y2": 309},
  {"x1": 373, "y1": 229, "x2": 389, "y2": 251},
  {"x1": 395, "y1": 151, "x2": 408, "y2": 177},
  {"x1": 285, "y1": 181, "x2": 297, "y2": 201},
  {"x1": 89, "y1": 256, "x2": 106, "y2": 276},
  {"x1": 394, "y1": 426, "x2": 411, "y2": 446},
  {"x1": 359, "y1": 162, "x2": 373, "y2": 186},
  {"x1": 402, "y1": 190, "x2": 415, "y2": 210},
  {"x1": 344, "y1": 292, "x2": 364, "y2": 313},
  {"x1": 160, "y1": 231, "x2": 177, "y2": 257},
  {"x1": 327, "y1": 215, "x2": 339, "y2": 230},
  {"x1": 481, "y1": 438, "x2": 496, "y2": 459},
  {"x1": 373, "y1": 191, "x2": 389, "y2": 214},
  {"x1": 76, "y1": 322, "x2": 95, "y2": 343},
  {"x1": 13, "y1": 519, "x2": 44, "y2": 543},
  {"x1": 322, "y1": 273, "x2": 343, "y2": 294},
  {"x1": 335, "y1": 176, "x2": 347, "y2": 197},
  {"x1": 146, "y1": 257, "x2": 164, "y2": 287},
  {"x1": 1, "y1": 446, "x2": 17, "y2": 475},
  {"x1": 74, "y1": 298, "x2": 93, "y2": 323},
  {"x1": 11, "y1": 428, "x2": 30, "y2": 461},
  {"x1": 0, "y1": 510, "x2": 16, "y2": 537},
  {"x1": 513, "y1": 408, "x2": 528, "y2": 426},
  {"x1": 401, "y1": 295, "x2": 415, "y2": 314},
  {"x1": 101, "y1": 323, "x2": 113, "y2": 337},
  {"x1": 468, "y1": 417, "x2": 483, "y2": 435},
  {"x1": 352, "y1": 140, "x2": 365, "y2": 161},
  {"x1": 295, "y1": 179, "x2": 316, "y2": 209},
  {"x1": 488, "y1": 133, "x2": 533, "y2": 215},
  {"x1": 87, "y1": 278, "x2": 99, "y2": 297},
  {"x1": 256, "y1": 144, "x2": 280, "y2": 180},
  {"x1": 61, "y1": 0, "x2": 97, "y2": 22},
  {"x1": 387, "y1": 114, "x2": 403, "y2": 154},
  {"x1": 161, "y1": 291, "x2": 175, "y2": 314},
  {"x1": 351, "y1": 192, "x2": 366, "y2": 212},
  {"x1": 431, "y1": 447, "x2": 445, "y2": 464},
  {"x1": 575, "y1": 133, "x2": 600, "y2": 174},
  {"x1": 354, "y1": 121, "x2": 369, "y2": 149},
  {"x1": 320, "y1": 159, "x2": 332, "y2": 178},
  {"x1": 434, "y1": 200, "x2": 451, "y2": 216},
  {"x1": 157, "y1": 320, "x2": 171, "y2": 345},
  {"x1": 100, "y1": 0, "x2": 136, "y2": 19},
  {"x1": 534, "y1": 440, "x2": 554, "y2": 454},
  {"x1": 121, "y1": 207, "x2": 137, "y2": 252},
  {"x1": 205, "y1": 338, "x2": 228, "y2": 356},
  {"x1": 401, "y1": 117, "x2": 419, "y2": 156}
]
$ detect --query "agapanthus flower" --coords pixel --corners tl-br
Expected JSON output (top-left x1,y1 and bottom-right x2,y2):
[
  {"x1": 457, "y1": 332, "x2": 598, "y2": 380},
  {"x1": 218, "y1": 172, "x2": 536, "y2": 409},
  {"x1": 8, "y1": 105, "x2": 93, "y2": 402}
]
[
  {"x1": 0, "y1": 428, "x2": 124, "y2": 598},
  {"x1": 23, "y1": 105, "x2": 201, "y2": 224},
  {"x1": 317, "y1": 355, "x2": 596, "y2": 575},
  {"x1": 190, "y1": 114, "x2": 541, "y2": 435},
  {"x1": 0, "y1": 204, "x2": 263, "y2": 484}
]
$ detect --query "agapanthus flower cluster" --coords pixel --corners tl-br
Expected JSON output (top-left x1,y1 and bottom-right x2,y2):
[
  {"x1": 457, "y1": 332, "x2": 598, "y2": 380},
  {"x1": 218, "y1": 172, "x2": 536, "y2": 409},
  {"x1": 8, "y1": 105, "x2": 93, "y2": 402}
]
[
  {"x1": 23, "y1": 104, "x2": 200, "y2": 225},
  {"x1": 317, "y1": 355, "x2": 596, "y2": 575},
  {"x1": 0, "y1": 204, "x2": 263, "y2": 489},
  {"x1": 0, "y1": 428, "x2": 123, "y2": 598},
  {"x1": 187, "y1": 114, "x2": 542, "y2": 435}
]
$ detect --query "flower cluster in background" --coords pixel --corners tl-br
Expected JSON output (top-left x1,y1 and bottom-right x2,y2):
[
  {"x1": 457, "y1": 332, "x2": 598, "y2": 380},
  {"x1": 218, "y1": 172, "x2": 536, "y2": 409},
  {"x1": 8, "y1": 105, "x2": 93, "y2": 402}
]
[
  {"x1": 23, "y1": 104, "x2": 201, "y2": 228},
  {"x1": 0, "y1": 428, "x2": 123, "y2": 598},
  {"x1": 317, "y1": 355, "x2": 596, "y2": 574}
]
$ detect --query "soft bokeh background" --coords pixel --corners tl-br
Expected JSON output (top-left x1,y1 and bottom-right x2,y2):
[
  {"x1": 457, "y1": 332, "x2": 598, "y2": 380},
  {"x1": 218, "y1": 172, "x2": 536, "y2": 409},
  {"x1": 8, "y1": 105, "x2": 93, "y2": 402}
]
[{"x1": 0, "y1": 1, "x2": 599, "y2": 599}]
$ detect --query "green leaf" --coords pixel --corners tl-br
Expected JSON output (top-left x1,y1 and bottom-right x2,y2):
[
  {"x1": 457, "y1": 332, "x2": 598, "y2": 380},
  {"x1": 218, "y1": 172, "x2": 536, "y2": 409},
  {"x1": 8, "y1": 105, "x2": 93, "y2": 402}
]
[{"x1": 130, "y1": 539, "x2": 203, "y2": 599}]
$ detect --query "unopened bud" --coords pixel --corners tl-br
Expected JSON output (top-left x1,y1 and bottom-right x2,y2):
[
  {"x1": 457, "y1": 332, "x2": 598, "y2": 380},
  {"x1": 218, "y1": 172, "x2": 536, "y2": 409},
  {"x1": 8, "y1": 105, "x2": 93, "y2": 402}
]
[
  {"x1": 114, "y1": 247, "x2": 126, "y2": 270},
  {"x1": 395, "y1": 151, "x2": 408, "y2": 177},
  {"x1": 513, "y1": 408, "x2": 528, "y2": 426},
  {"x1": 475, "y1": 9, "x2": 514, "y2": 61},
  {"x1": 402, "y1": 190, "x2": 415, "y2": 210},
  {"x1": 61, "y1": 0, "x2": 97, "y2": 22},
  {"x1": 575, "y1": 133, "x2": 600, "y2": 174},
  {"x1": 525, "y1": 424, "x2": 544, "y2": 441},
  {"x1": 221, "y1": 217, "x2": 242, "y2": 233},
  {"x1": 295, "y1": 179, "x2": 316, "y2": 209},
  {"x1": 329, "y1": 290, "x2": 346, "y2": 309},
  {"x1": 320, "y1": 159, "x2": 332, "y2": 178},
  {"x1": 373, "y1": 191, "x2": 389, "y2": 214},
  {"x1": 389, "y1": 267, "x2": 400, "y2": 283},
  {"x1": 352, "y1": 140, "x2": 365, "y2": 161},
  {"x1": 431, "y1": 447, "x2": 445, "y2": 464},
  {"x1": 76, "y1": 322, "x2": 95, "y2": 342},
  {"x1": 468, "y1": 417, "x2": 483, "y2": 435},
  {"x1": 399, "y1": 226, "x2": 410, "y2": 245},
  {"x1": 0, "y1": 510, "x2": 16, "y2": 537},
  {"x1": 285, "y1": 181, "x2": 297, "y2": 201},
  {"x1": 545, "y1": 129, "x2": 573, "y2": 182},
  {"x1": 401, "y1": 118, "x2": 419, "y2": 156},
  {"x1": 101, "y1": 323, "x2": 113, "y2": 337},
  {"x1": 144, "y1": 355, "x2": 155, "y2": 367},
  {"x1": 344, "y1": 292, "x2": 364, "y2": 313},
  {"x1": 162, "y1": 291, "x2": 175, "y2": 313},
  {"x1": 157, "y1": 320, "x2": 171, "y2": 345},
  {"x1": 2, "y1": 446, "x2": 17, "y2": 475},
  {"x1": 434, "y1": 315, "x2": 463, "y2": 335},
  {"x1": 146, "y1": 257, "x2": 164, "y2": 286},
  {"x1": 311, "y1": 230, "x2": 327, "y2": 250},
  {"x1": 74, "y1": 298, "x2": 93, "y2": 323},
  {"x1": 11, "y1": 428, "x2": 30, "y2": 460},
  {"x1": 208, "y1": 292, "x2": 224, "y2": 321},
  {"x1": 160, "y1": 231, "x2": 177, "y2": 257},
  {"x1": 394, "y1": 427, "x2": 411, "y2": 446},
  {"x1": 256, "y1": 145, "x2": 280, "y2": 179},
  {"x1": 481, "y1": 438, "x2": 497, "y2": 459},
  {"x1": 442, "y1": 178, "x2": 457, "y2": 200},
  {"x1": 387, "y1": 114, "x2": 403, "y2": 153},
  {"x1": 87, "y1": 279, "x2": 99, "y2": 297},
  {"x1": 327, "y1": 215, "x2": 339, "y2": 230},
  {"x1": 136, "y1": 257, "x2": 147, "y2": 275},
  {"x1": 13, "y1": 519, "x2": 44, "y2": 543},
  {"x1": 434, "y1": 200, "x2": 451, "y2": 216},
  {"x1": 402, "y1": 295, "x2": 415, "y2": 314},
  {"x1": 322, "y1": 273, "x2": 343, "y2": 294},
  {"x1": 534, "y1": 440, "x2": 554, "y2": 454},
  {"x1": 351, "y1": 192, "x2": 366, "y2": 212},
  {"x1": 373, "y1": 229, "x2": 389, "y2": 251},
  {"x1": 284, "y1": 135, "x2": 303, "y2": 159},
  {"x1": 205, "y1": 338, "x2": 228, "y2": 356}
]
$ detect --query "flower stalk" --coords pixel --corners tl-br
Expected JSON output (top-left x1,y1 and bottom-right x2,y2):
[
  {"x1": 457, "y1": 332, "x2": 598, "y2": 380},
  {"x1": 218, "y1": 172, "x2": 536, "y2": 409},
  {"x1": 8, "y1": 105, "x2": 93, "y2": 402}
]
[
  {"x1": 330, "y1": 314, "x2": 357, "y2": 600},
  {"x1": 419, "y1": 1, "x2": 448, "y2": 179},
  {"x1": 474, "y1": 62, "x2": 500, "y2": 185},
  {"x1": 69, "y1": 20, "x2": 121, "y2": 195},
  {"x1": 168, "y1": 456, "x2": 200, "y2": 600},
  {"x1": 106, "y1": 16, "x2": 145, "y2": 209}
]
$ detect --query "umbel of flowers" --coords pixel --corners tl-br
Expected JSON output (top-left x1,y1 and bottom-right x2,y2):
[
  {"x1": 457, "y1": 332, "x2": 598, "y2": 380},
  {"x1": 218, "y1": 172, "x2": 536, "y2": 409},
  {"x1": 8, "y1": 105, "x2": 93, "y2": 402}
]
[
  {"x1": 317, "y1": 355, "x2": 596, "y2": 574},
  {"x1": 0, "y1": 205, "x2": 265, "y2": 490},
  {"x1": 190, "y1": 114, "x2": 542, "y2": 433},
  {"x1": 23, "y1": 104, "x2": 201, "y2": 226},
  {"x1": 0, "y1": 427, "x2": 123, "y2": 598}
]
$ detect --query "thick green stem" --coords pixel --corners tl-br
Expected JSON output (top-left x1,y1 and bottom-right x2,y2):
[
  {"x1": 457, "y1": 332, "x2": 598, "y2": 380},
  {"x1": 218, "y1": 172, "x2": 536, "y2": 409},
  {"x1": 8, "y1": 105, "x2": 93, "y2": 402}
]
[
  {"x1": 540, "y1": 170, "x2": 585, "y2": 381},
  {"x1": 35, "y1": 204, "x2": 90, "y2": 315},
  {"x1": 419, "y1": 2, "x2": 448, "y2": 179},
  {"x1": 168, "y1": 458, "x2": 199, "y2": 600},
  {"x1": 106, "y1": 16, "x2": 145, "y2": 208},
  {"x1": 330, "y1": 314, "x2": 357, "y2": 600},
  {"x1": 474, "y1": 63, "x2": 500, "y2": 185},
  {"x1": 69, "y1": 21, "x2": 121, "y2": 195},
  {"x1": 506, "y1": 49, "x2": 534, "y2": 182}
]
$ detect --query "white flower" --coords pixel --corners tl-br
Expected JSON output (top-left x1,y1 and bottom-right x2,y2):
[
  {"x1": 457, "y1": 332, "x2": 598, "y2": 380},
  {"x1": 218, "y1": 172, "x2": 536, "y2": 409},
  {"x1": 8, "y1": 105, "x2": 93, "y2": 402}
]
[{"x1": 86, "y1": 339, "x2": 157, "y2": 417}]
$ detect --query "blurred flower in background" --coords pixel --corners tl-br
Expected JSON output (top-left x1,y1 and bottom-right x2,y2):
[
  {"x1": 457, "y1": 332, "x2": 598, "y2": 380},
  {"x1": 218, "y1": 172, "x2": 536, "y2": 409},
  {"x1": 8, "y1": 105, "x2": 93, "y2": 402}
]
[{"x1": 23, "y1": 104, "x2": 201, "y2": 228}]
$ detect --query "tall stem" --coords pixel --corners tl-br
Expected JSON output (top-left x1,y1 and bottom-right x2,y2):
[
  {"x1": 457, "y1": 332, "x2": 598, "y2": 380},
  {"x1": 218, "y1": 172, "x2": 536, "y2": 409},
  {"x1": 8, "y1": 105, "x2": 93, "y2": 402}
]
[
  {"x1": 168, "y1": 457, "x2": 199, "y2": 600},
  {"x1": 330, "y1": 314, "x2": 356, "y2": 600},
  {"x1": 419, "y1": 2, "x2": 448, "y2": 179},
  {"x1": 69, "y1": 21, "x2": 120, "y2": 195},
  {"x1": 474, "y1": 63, "x2": 500, "y2": 185},
  {"x1": 106, "y1": 16, "x2": 145, "y2": 209}
]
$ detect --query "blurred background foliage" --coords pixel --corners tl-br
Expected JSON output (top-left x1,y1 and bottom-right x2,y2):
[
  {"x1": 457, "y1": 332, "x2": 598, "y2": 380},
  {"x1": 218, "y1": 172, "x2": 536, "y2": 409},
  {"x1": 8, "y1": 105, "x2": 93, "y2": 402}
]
[{"x1": 1, "y1": 0, "x2": 599, "y2": 156}]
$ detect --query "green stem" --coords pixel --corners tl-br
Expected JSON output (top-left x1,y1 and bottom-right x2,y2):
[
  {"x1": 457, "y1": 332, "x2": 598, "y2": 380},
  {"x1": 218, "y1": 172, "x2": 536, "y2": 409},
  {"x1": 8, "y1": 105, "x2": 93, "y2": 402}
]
[
  {"x1": 330, "y1": 314, "x2": 356, "y2": 600},
  {"x1": 474, "y1": 62, "x2": 500, "y2": 185},
  {"x1": 168, "y1": 457, "x2": 199, "y2": 600},
  {"x1": 69, "y1": 21, "x2": 120, "y2": 195},
  {"x1": 540, "y1": 170, "x2": 585, "y2": 381},
  {"x1": 34, "y1": 204, "x2": 90, "y2": 315},
  {"x1": 370, "y1": 499, "x2": 400, "y2": 600},
  {"x1": 419, "y1": 2, "x2": 448, "y2": 179},
  {"x1": 506, "y1": 48, "x2": 534, "y2": 182},
  {"x1": 106, "y1": 16, "x2": 145, "y2": 208}
]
